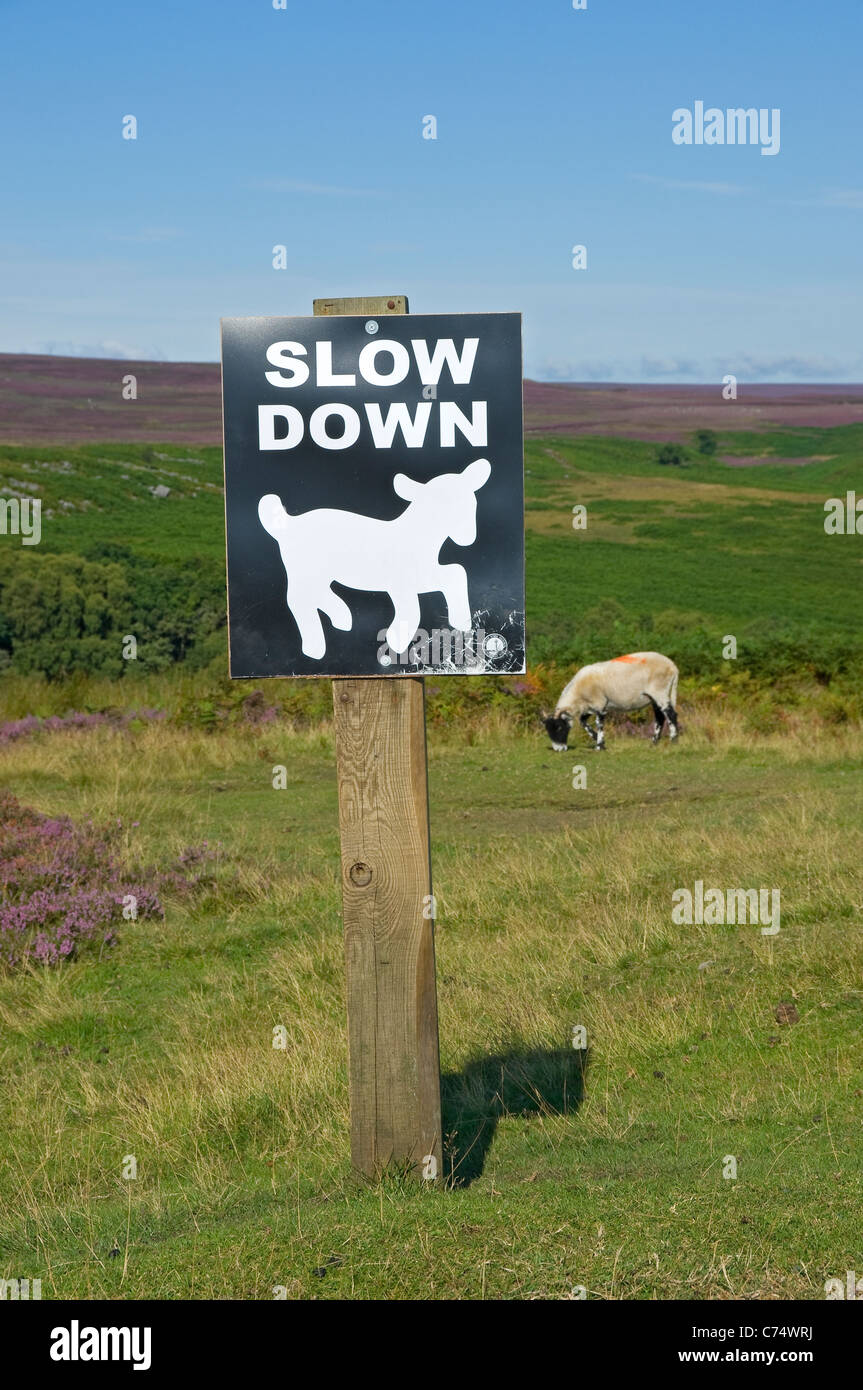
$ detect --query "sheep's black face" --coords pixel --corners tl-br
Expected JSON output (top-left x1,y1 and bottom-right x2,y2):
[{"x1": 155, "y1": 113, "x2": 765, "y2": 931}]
[{"x1": 544, "y1": 716, "x2": 570, "y2": 751}]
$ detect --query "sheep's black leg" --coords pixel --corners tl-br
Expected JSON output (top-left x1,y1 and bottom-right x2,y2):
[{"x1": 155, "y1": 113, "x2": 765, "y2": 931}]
[
  {"x1": 649, "y1": 697, "x2": 665, "y2": 744},
  {"x1": 594, "y1": 712, "x2": 606, "y2": 750},
  {"x1": 664, "y1": 705, "x2": 679, "y2": 740},
  {"x1": 580, "y1": 712, "x2": 598, "y2": 746}
]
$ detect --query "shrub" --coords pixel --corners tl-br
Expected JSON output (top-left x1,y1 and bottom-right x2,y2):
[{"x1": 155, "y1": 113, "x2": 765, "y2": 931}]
[
  {"x1": 0, "y1": 548, "x2": 226, "y2": 679},
  {"x1": 656, "y1": 443, "x2": 688, "y2": 467},
  {"x1": 0, "y1": 707, "x2": 165, "y2": 745},
  {"x1": 694, "y1": 429, "x2": 718, "y2": 456},
  {"x1": 0, "y1": 791, "x2": 217, "y2": 970}
]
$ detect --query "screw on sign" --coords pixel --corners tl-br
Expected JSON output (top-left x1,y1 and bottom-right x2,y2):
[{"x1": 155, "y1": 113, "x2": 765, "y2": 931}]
[{"x1": 220, "y1": 296, "x2": 525, "y2": 1179}]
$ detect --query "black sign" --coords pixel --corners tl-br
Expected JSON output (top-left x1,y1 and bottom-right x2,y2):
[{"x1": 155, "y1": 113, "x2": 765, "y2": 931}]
[{"x1": 220, "y1": 312, "x2": 524, "y2": 678}]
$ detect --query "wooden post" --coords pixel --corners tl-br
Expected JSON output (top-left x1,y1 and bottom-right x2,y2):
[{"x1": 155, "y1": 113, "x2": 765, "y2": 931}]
[{"x1": 316, "y1": 295, "x2": 443, "y2": 1180}]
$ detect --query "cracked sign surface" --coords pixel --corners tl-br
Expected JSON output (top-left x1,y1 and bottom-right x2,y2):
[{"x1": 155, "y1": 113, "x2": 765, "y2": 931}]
[{"x1": 221, "y1": 312, "x2": 525, "y2": 678}]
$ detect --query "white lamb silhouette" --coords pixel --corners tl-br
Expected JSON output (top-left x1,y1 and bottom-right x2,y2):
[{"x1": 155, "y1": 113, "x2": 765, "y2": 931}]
[{"x1": 258, "y1": 457, "x2": 492, "y2": 660}]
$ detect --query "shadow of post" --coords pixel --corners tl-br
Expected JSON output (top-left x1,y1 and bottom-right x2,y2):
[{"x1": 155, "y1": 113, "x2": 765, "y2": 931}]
[{"x1": 441, "y1": 1045, "x2": 590, "y2": 1187}]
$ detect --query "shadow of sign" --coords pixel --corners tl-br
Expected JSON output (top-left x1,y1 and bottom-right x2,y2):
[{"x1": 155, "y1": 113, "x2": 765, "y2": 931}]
[{"x1": 441, "y1": 1045, "x2": 590, "y2": 1186}]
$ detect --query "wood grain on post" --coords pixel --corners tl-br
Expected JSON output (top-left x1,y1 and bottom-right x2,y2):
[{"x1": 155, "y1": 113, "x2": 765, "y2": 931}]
[
  {"x1": 313, "y1": 295, "x2": 408, "y2": 318},
  {"x1": 316, "y1": 295, "x2": 443, "y2": 1179}
]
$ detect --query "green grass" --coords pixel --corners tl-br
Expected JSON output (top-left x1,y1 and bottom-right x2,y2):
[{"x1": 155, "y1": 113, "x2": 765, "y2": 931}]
[
  {"x1": 0, "y1": 442, "x2": 226, "y2": 562},
  {"x1": 1, "y1": 424, "x2": 861, "y2": 1299},
  {"x1": 1, "y1": 716, "x2": 861, "y2": 1300},
  {"x1": 527, "y1": 423, "x2": 863, "y2": 492},
  {"x1": 522, "y1": 431, "x2": 863, "y2": 672},
  {"x1": 2, "y1": 427, "x2": 862, "y2": 684}
]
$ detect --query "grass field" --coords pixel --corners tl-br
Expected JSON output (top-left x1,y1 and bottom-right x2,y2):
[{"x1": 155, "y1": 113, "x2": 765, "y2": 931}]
[
  {"x1": 2, "y1": 422, "x2": 863, "y2": 692},
  {"x1": 1, "y1": 415, "x2": 861, "y2": 1300},
  {"x1": 1, "y1": 712, "x2": 861, "y2": 1300}
]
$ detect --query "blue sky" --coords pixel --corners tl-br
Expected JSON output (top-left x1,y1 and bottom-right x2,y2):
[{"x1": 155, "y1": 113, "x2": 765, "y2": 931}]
[{"x1": 1, "y1": 0, "x2": 861, "y2": 380}]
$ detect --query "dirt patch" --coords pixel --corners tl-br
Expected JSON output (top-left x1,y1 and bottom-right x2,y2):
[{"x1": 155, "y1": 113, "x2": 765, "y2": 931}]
[{"x1": 537, "y1": 455, "x2": 827, "y2": 505}]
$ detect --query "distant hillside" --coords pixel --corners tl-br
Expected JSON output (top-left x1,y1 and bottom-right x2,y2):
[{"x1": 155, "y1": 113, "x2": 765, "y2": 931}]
[
  {"x1": 3, "y1": 421, "x2": 863, "y2": 683},
  {"x1": 0, "y1": 355, "x2": 220, "y2": 446},
  {"x1": 1, "y1": 353, "x2": 861, "y2": 445}
]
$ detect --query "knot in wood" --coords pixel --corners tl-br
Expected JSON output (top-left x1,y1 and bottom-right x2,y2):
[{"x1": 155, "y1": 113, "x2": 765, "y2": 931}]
[{"x1": 349, "y1": 861, "x2": 373, "y2": 887}]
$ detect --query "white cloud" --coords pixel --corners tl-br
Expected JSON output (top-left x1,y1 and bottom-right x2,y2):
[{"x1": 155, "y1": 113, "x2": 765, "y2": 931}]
[
  {"x1": 248, "y1": 179, "x2": 387, "y2": 197},
  {"x1": 368, "y1": 240, "x2": 425, "y2": 253},
  {"x1": 106, "y1": 227, "x2": 182, "y2": 243},
  {"x1": 631, "y1": 174, "x2": 747, "y2": 196},
  {"x1": 782, "y1": 188, "x2": 863, "y2": 210},
  {"x1": 639, "y1": 355, "x2": 702, "y2": 377},
  {"x1": 820, "y1": 189, "x2": 863, "y2": 209},
  {"x1": 524, "y1": 350, "x2": 863, "y2": 383},
  {"x1": 530, "y1": 358, "x2": 618, "y2": 382},
  {"x1": 37, "y1": 340, "x2": 166, "y2": 361},
  {"x1": 724, "y1": 351, "x2": 861, "y2": 379}
]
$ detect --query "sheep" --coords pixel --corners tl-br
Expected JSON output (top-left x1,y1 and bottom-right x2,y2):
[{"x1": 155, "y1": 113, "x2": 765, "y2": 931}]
[
  {"x1": 258, "y1": 457, "x2": 491, "y2": 660},
  {"x1": 542, "y1": 652, "x2": 679, "y2": 750}
]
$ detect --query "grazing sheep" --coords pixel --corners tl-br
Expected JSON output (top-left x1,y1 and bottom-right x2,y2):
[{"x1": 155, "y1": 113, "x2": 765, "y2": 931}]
[
  {"x1": 543, "y1": 652, "x2": 679, "y2": 750},
  {"x1": 258, "y1": 457, "x2": 491, "y2": 659}
]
